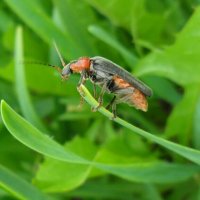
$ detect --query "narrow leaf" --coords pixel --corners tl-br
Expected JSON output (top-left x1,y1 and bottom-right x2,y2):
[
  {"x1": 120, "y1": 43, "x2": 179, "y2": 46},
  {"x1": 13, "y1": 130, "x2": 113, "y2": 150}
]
[
  {"x1": 1, "y1": 100, "x2": 88, "y2": 164},
  {"x1": 0, "y1": 165, "x2": 49, "y2": 200},
  {"x1": 88, "y1": 25, "x2": 138, "y2": 66},
  {"x1": 135, "y1": 7, "x2": 200, "y2": 85},
  {"x1": 15, "y1": 26, "x2": 47, "y2": 132},
  {"x1": 1, "y1": 99, "x2": 200, "y2": 185},
  {"x1": 5, "y1": 0, "x2": 82, "y2": 59},
  {"x1": 78, "y1": 84, "x2": 200, "y2": 166}
]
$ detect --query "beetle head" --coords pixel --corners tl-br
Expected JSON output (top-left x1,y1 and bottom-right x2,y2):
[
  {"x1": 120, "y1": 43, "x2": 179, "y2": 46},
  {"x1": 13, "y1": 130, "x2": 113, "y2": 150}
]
[
  {"x1": 61, "y1": 57, "x2": 90, "y2": 79},
  {"x1": 61, "y1": 61, "x2": 75, "y2": 80}
]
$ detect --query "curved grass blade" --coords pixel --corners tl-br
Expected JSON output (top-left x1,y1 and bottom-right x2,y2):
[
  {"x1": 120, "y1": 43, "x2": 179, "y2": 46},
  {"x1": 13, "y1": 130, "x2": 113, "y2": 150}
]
[
  {"x1": 95, "y1": 162, "x2": 200, "y2": 183},
  {"x1": 1, "y1": 99, "x2": 200, "y2": 184},
  {"x1": 0, "y1": 100, "x2": 89, "y2": 165},
  {"x1": 78, "y1": 84, "x2": 200, "y2": 166},
  {"x1": 0, "y1": 165, "x2": 50, "y2": 200}
]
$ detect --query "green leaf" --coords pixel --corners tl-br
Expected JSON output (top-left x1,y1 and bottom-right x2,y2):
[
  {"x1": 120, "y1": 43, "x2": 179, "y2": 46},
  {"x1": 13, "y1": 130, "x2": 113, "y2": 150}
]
[
  {"x1": 59, "y1": 111, "x2": 94, "y2": 121},
  {"x1": 0, "y1": 100, "x2": 88, "y2": 164},
  {"x1": 135, "y1": 6, "x2": 200, "y2": 85},
  {"x1": 193, "y1": 94, "x2": 200, "y2": 150},
  {"x1": 0, "y1": 10, "x2": 13, "y2": 32},
  {"x1": 14, "y1": 26, "x2": 47, "y2": 132},
  {"x1": 96, "y1": 162, "x2": 200, "y2": 183},
  {"x1": 5, "y1": 0, "x2": 83, "y2": 59},
  {"x1": 67, "y1": 181, "x2": 161, "y2": 200},
  {"x1": 0, "y1": 165, "x2": 49, "y2": 200},
  {"x1": 54, "y1": 0, "x2": 98, "y2": 56},
  {"x1": 88, "y1": 25, "x2": 138, "y2": 66},
  {"x1": 130, "y1": 0, "x2": 183, "y2": 47},
  {"x1": 165, "y1": 85, "x2": 200, "y2": 145},
  {"x1": 84, "y1": 0, "x2": 133, "y2": 30},
  {"x1": 0, "y1": 59, "x2": 75, "y2": 96},
  {"x1": 78, "y1": 85, "x2": 200, "y2": 166},
  {"x1": 144, "y1": 76, "x2": 181, "y2": 105},
  {"x1": 34, "y1": 137, "x2": 98, "y2": 192},
  {"x1": 85, "y1": 0, "x2": 183, "y2": 47},
  {"x1": 35, "y1": 135, "x2": 200, "y2": 192},
  {"x1": 1, "y1": 99, "x2": 200, "y2": 186},
  {"x1": 1, "y1": 1, "x2": 85, "y2": 97},
  {"x1": 0, "y1": 131, "x2": 35, "y2": 173}
]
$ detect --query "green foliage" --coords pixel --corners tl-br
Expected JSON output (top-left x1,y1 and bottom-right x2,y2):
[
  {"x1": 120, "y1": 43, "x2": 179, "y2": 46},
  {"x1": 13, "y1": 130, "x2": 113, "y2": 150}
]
[
  {"x1": 0, "y1": 0, "x2": 200, "y2": 199},
  {"x1": 0, "y1": 165, "x2": 50, "y2": 200}
]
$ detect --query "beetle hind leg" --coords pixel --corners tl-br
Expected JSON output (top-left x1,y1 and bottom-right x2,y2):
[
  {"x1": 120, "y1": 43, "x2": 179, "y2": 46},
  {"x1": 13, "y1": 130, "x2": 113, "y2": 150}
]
[
  {"x1": 111, "y1": 101, "x2": 117, "y2": 119},
  {"x1": 93, "y1": 83, "x2": 97, "y2": 99},
  {"x1": 106, "y1": 96, "x2": 116, "y2": 109},
  {"x1": 105, "y1": 96, "x2": 117, "y2": 119}
]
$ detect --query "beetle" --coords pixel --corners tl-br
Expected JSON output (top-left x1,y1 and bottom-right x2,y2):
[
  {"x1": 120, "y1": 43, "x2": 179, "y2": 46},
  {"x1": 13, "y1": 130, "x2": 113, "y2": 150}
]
[{"x1": 54, "y1": 43, "x2": 152, "y2": 118}]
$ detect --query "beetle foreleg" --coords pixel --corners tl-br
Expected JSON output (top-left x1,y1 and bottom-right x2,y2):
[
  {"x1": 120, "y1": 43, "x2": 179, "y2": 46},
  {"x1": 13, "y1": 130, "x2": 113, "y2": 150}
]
[
  {"x1": 78, "y1": 75, "x2": 85, "y2": 86},
  {"x1": 78, "y1": 70, "x2": 88, "y2": 86},
  {"x1": 77, "y1": 71, "x2": 88, "y2": 108}
]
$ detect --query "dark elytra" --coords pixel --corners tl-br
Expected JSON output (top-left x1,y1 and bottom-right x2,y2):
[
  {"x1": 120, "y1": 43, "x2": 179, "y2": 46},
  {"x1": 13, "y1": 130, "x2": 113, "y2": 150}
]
[{"x1": 91, "y1": 56, "x2": 152, "y2": 97}]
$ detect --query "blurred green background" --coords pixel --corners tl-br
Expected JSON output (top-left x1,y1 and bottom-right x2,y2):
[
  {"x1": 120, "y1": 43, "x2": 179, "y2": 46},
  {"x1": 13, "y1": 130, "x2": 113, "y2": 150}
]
[{"x1": 1, "y1": 0, "x2": 200, "y2": 199}]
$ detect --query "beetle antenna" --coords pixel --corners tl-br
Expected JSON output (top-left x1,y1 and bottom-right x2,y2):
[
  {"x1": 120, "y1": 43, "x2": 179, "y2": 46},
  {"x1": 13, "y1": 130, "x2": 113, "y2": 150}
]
[
  {"x1": 53, "y1": 41, "x2": 66, "y2": 67},
  {"x1": 23, "y1": 60, "x2": 62, "y2": 73}
]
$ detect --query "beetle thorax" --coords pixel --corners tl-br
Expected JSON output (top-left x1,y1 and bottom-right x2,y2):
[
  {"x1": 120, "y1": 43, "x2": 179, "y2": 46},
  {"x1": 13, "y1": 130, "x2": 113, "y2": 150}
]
[{"x1": 70, "y1": 57, "x2": 91, "y2": 73}]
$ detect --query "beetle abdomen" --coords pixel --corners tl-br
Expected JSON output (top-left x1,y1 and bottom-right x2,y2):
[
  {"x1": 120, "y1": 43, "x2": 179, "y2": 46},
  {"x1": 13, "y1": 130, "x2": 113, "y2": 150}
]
[
  {"x1": 129, "y1": 89, "x2": 148, "y2": 112},
  {"x1": 112, "y1": 76, "x2": 148, "y2": 111}
]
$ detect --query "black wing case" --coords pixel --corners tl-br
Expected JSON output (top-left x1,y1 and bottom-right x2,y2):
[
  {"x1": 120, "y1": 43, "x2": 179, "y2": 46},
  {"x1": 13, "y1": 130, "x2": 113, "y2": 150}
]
[{"x1": 91, "y1": 56, "x2": 153, "y2": 97}]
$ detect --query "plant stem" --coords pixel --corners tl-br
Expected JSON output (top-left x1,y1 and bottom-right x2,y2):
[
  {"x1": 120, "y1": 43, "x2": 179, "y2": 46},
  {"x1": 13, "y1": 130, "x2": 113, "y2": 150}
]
[{"x1": 78, "y1": 84, "x2": 200, "y2": 166}]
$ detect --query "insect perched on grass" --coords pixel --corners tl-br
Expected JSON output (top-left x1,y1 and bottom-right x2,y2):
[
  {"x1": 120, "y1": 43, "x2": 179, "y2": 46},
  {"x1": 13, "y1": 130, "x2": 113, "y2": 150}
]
[{"x1": 53, "y1": 43, "x2": 152, "y2": 118}]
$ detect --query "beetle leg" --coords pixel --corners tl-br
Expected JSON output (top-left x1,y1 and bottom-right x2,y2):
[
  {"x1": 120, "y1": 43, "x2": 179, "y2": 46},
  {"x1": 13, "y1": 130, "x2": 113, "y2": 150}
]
[
  {"x1": 111, "y1": 101, "x2": 117, "y2": 119},
  {"x1": 93, "y1": 83, "x2": 97, "y2": 99},
  {"x1": 105, "y1": 96, "x2": 117, "y2": 119},
  {"x1": 77, "y1": 71, "x2": 88, "y2": 108},
  {"x1": 78, "y1": 71, "x2": 87, "y2": 86},
  {"x1": 92, "y1": 81, "x2": 108, "y2": 111},
  {"x1": 106, "y1": 96, "x2": 116, "y2": 110},
  {"x1": 96, "y1": 82, "x2": 107, "y2": 107}
]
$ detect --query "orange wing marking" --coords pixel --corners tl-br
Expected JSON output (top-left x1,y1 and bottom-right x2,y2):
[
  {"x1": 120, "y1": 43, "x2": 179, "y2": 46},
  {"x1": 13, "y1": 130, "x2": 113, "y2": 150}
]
[{"x1": 113, "y1": 75, "x2": 148, "y2": 111}]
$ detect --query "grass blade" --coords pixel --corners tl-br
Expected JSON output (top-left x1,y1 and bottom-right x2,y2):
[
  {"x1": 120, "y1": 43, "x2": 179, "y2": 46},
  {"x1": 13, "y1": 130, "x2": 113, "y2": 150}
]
[
  {"x1": 5, "y1": 0, "x2": 82, "y2": 59},
  {"x1": 14, "y1": 26, "x2": 47, "y2": 132},
  {"x1": 1, "y1": 99, "x2": 200, "y2": 184},
  {"x1": 88, "y1": 25, "x2": 138, "y2": 66},
  {"x1": 0, "y1": 100, "x2": 88, "y2": 164},
  {"x1": 54, "y1": 0, "x2": 98, "y2": 55},
  {"x1": 0, "y1": 165, "x2": 49, "y2": 200},
  {"x1": 78, "y1": 84, "x2": 200, "y2": 166}
]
